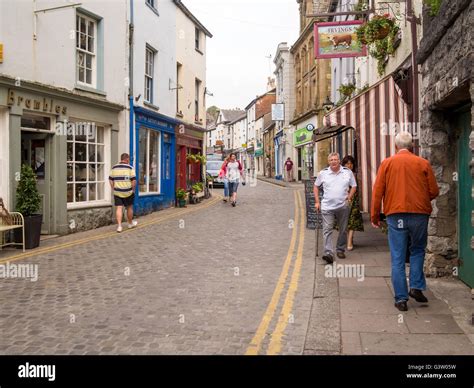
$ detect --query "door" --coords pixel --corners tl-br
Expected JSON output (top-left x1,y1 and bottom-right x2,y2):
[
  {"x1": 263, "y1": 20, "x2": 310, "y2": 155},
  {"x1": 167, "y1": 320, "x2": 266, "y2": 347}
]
[
  {"x1": 457, "y1": 110, "x2": 474, "y2": 287},
  {"x1": 21, "y1": 132, "x2": 51, "y2": 234},
  {"x1": 297, "y1": 147, "x2": 302, "y2": 181}
]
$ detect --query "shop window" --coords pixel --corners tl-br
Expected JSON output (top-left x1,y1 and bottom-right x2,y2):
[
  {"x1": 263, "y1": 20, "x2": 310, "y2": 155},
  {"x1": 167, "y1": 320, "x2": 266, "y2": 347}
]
[
  {"x1": 76, "y1": 13, "x2": 97, "y2": 86},
  {"x1": 67, "y1": 124, "x2": 106, "y2": 204},
  {"x1": 138, "y1": 127, "x2": 161, "y2": 194}
]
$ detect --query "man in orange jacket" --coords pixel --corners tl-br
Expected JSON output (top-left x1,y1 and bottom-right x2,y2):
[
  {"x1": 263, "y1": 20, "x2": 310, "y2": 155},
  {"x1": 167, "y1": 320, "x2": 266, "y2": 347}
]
[{"x1": 371, "y1": 132, "x2": 439, "y2": 312}]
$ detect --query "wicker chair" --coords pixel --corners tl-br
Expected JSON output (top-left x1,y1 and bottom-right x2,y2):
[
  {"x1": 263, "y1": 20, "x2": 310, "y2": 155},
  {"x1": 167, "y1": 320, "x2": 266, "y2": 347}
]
[{"x1": 0, "y1": 198, "x2": 25, "y2": 252}]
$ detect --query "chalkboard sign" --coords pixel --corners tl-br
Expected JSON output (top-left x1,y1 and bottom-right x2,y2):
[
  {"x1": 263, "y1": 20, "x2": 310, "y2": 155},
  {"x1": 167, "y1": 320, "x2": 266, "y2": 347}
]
[{"x1": 304, "y1": 178, "x2": 323, "y2": 230}]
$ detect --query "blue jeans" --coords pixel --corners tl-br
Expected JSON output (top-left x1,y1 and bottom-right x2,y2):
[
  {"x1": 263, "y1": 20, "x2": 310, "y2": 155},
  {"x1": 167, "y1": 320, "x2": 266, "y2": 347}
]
[
  {"x1": 387, "y1": 213, "x2": 429, "y2": 302},
  {"x1": 223, "y1": 179, "x2": 229, "y2": 198},
  {"x1": 228, "y1": 181, "x2": 239, "y2": 196}
]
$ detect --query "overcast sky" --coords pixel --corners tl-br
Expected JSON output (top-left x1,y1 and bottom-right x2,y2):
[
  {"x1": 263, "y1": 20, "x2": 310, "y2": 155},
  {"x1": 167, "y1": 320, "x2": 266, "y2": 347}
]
[{"x1": 185, "y1": 0, "x2": 300, "y2": 111}]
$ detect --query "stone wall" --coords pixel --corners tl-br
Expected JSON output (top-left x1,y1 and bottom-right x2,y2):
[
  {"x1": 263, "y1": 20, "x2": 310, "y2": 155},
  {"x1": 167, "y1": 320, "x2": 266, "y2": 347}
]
[
  {"x1": 418, "y1": 0, "x2": 473, "y2": 277},
  {"x1": 67, "y1": 207, "x2": 113, "y2": 234}
]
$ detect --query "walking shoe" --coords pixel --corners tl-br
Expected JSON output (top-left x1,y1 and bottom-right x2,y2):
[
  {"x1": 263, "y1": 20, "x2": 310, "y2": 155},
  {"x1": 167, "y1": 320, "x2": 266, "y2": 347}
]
[
  {"x1": 336, "y1": 251, "x2": 346, "y2": 259},
  {"x1": 409, "y1": 289, "x2": 428, "y2": 303},
  {"x1": 394, "y1": 301, "x2": 408, "y2": 311},
  {"x1": 347, "y1": 245, "x2": 354, "y2": 251},
  {"x1": 231, "y1": 201, "x2": 236, "y2": 207},
  {"x1": 223, "y1": 198, "x2": 227, "y2": 202},
  {"x1": 117, "y1": 225, "x2": 123, "y2": 233},
  {"x1": 322, "y1": 254, "x2": 334, "y2": 264},
  {"x1": 128, "y1": 220, "x2": 138, "y2": 229}
]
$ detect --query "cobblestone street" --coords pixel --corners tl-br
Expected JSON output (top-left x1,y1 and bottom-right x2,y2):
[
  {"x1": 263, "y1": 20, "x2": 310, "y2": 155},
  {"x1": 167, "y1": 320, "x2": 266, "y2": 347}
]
[{"x1": 0, "y1": 181, "x2": 315, "y2": 355}]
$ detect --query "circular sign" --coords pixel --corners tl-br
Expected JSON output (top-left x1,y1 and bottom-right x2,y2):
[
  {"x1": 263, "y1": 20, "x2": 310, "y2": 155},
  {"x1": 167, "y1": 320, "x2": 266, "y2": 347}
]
[{"x1": 306, "y1": 124, "x2": 315, "y2": 131}]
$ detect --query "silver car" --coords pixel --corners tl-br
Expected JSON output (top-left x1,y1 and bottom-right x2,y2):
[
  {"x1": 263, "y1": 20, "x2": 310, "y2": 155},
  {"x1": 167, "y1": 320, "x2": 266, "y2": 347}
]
[{"x1": 206, "y1": 160, "x2": 225, "y2": 187}]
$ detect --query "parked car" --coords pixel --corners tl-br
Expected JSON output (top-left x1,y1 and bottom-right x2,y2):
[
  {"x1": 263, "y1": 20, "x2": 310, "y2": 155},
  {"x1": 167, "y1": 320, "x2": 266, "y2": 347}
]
[{"x1": 206, "y1": 160, "x2": 225, "y2": 187}]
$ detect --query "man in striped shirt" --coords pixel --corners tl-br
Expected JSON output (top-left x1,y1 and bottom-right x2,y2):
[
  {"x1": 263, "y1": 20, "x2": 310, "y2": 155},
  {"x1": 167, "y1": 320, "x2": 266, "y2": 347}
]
[{"x1": 109, "y1": 153, "x2": 138, "y2": 233}]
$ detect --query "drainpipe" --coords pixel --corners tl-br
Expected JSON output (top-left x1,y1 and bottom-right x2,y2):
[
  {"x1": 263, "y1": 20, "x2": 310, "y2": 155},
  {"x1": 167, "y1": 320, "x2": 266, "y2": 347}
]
[
  {"x1": 129, "y1": 0, "x2": 135, "y2": 164},
  {"x1": 407, "y1": 0, "x2": 419, "y2": 129}
]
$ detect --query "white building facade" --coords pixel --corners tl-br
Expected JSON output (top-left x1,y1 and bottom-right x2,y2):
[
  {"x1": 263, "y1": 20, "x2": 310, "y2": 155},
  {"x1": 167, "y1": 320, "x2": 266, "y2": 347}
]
[{"x1": 0, "y1": 0, "x2": 127, "y2": 235}]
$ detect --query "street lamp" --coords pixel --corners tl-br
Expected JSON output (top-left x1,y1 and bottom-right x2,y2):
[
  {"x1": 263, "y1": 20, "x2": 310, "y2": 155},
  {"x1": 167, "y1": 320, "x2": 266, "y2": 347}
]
[{"x1": 322, "y1": 96, "x2": 335, "y2": 113}]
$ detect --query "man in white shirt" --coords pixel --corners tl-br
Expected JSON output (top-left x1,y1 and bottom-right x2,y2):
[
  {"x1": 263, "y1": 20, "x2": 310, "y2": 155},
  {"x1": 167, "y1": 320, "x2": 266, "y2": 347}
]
[{"x1": 314, "y1": 152, "x2": 357, "y2": 263}]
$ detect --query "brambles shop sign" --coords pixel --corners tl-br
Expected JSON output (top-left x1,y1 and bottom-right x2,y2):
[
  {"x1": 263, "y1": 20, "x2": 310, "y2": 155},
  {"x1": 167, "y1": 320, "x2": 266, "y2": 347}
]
[
  {"x1": 7, "y1": 89, "x2": 68, "y2": 115},
  {"x1": 314, "y1": 21, "x2": 367, "y2": 59}
]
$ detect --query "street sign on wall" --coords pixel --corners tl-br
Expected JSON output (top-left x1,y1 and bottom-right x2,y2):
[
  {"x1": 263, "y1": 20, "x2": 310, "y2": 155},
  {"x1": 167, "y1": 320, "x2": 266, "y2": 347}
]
[
  {"x1": 314, "y1": 21, "x2": 367, "y2": 59},
  {"x1": 271, "y1": 103, "x2": 285, "y2": 121}
]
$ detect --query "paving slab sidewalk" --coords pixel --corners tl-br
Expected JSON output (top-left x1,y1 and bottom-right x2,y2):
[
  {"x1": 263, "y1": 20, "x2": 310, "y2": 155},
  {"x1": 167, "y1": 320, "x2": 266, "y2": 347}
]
[{"x1": 304, "y1": 215, "x2": 474, "y2": 355}]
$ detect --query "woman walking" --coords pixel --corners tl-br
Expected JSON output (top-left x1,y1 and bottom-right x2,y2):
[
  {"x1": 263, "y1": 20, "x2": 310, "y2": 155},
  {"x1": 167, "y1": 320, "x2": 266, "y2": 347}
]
[
  {"x1": 226, "y1": 153, "x2": 245, "y2": 207},
  {"x1": 342, "y1": 155, "x2": 364, "y2": 250},
  {"x1": 218, "y1": 156, "x2": 230, "y2": 202}
]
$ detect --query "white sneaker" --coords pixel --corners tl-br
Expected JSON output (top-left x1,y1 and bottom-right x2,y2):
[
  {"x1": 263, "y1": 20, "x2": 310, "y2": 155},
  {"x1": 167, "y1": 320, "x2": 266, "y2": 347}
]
[
  {"x1": 117, "y1": 225, "x2": 123, "y2": 233},
  {"x1": 128, "y1": 220, "x2": 138, "y2": 229}
]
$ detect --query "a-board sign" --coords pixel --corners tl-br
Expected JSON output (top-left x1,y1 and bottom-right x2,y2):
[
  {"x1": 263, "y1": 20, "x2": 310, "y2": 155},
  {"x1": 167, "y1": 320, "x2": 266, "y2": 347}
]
[{"x1": 304, "y1": 178, "x2": 323, "y2": 230}]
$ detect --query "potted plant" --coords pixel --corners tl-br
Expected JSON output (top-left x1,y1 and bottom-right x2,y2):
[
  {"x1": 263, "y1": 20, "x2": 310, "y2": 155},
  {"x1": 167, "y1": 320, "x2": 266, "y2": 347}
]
[
  {"x1": 15, "y1": 164, "x2": 42, "y2": 249},
  {"x1": 186, "y1": 153, "x2": 198, "y2": 163},
  {"x1": 338, "y1": 83, "x2": 356, "y2": 98},
  {"x1": 176, "y1": 188, "x2": 187, "y2": 208},
  {"x1": 356, "y1": 13, "x2": 400, "y2": 76}
]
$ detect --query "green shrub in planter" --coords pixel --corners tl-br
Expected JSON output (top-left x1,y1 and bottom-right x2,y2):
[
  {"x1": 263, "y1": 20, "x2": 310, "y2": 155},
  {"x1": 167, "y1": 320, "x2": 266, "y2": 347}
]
[{"x1": 15, "y1": 164, "x2": 42, "y2": 249}]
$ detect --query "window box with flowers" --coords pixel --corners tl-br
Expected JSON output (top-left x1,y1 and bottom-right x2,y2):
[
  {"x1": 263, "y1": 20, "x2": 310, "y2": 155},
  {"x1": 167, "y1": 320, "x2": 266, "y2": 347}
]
[{"x1": 356, "y1": 14, "x2": 400, "y2": 76}]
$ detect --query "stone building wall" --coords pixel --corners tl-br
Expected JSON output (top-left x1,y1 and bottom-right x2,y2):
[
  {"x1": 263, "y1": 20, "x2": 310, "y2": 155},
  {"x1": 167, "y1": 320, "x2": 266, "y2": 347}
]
[
  {"x1": 417, "y1": 0, "x2": 473, "y2": 277},
  {"x1": 67, "y1": 207, "x2": 113, "y2": 234}
]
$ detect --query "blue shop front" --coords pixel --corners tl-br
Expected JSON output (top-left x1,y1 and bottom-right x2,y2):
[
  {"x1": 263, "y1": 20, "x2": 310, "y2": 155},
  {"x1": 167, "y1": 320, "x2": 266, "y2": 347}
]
[{"x1": 133, "y1": 107, "x2": 176, "y2": 215}]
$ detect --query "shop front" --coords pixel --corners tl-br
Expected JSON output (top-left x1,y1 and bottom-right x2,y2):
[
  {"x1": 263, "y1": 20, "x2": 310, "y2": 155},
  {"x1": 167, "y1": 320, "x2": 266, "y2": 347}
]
[
  {"x1": 133, "y1": 107, "x2": 176, "y2": 215},
  {"x1": 274, "y1": 130, "x2": 284, "y2": 180},
  {"x1": 293, "y1": 121, "x2": 316, "y2": 181},
  {"x1": 175, "y1": 123, "x2": 205, "y2": 190},
  {"x1": 0, "y1": 77, "x2": 123, "y2": 235}
]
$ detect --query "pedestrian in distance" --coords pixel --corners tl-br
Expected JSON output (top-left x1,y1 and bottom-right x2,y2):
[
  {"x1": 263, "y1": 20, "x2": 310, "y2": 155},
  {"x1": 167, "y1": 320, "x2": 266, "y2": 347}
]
[
  {"x1": 218, "y1": 156, "x2": 230, "y2": 202},
  {"x1": 314, "y1": 152, "x2": 357, "y2": 264},
  {"x1": 226, "y1": 153, "x2": 245, "y2": 207},
  {"x1": 371, "y1": 131, "x2": 439, "y2": 312},
  {"x1": 341, "y1": 155, "x2": 364, "y2": 250},
  {"x1": 284, "y1": 157, "x2": 294, "y2": 182},
  {"x1": 109, "y1": 153, "x2": 138, "y2": 233}
]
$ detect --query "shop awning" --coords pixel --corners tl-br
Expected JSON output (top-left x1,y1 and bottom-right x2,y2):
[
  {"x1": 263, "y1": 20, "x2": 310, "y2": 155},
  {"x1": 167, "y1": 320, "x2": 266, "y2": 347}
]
[
  {"x1": 312, "y1": 125, "x2": 353, "y2": 143},
  {"x1": 322, "y1": 75, "x2": 415, "y2": 212}
]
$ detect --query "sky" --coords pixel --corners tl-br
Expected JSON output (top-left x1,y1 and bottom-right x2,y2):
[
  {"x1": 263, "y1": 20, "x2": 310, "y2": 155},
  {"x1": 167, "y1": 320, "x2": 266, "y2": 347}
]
[{"x1": 185, "y1": 0, "x2": 300, "y2": 111}]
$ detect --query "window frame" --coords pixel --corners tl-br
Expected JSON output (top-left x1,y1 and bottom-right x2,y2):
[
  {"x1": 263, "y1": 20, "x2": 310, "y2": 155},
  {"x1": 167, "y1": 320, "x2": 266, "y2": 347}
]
[
  {"x1": 195, "y1": 27, "x2": 201, "y2": 51},
  {"x1": 67, "y1": 123, "x2": 110, "y2": 208},
  {"x1": 144, "y1": 46, "x2": 156, "y2": 104},
  {"x1": 76, "y1": 13, "x2": 97, "y2": 87}
]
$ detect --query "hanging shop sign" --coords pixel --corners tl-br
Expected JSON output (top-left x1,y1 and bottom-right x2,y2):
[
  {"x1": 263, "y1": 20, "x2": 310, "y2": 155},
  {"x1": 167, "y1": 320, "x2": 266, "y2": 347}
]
[
  {"x1": 271, "y1": 103, "x2": 285, "y2": 121},
  {"x1": 314, "y1": 21, "x2": 367, "y2": 59},
  {"x1": 294, "y1": 125, "x2": 314, "y2": 147}
]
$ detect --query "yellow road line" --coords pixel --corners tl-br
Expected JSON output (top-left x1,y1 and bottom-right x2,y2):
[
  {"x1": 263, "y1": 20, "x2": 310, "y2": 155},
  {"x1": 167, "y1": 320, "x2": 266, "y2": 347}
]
[
  {"x1": 266, "y1": 190, "x2": 305, "y2": 355},
  {"x1": 0, "y1": 195, "x2": 222, "y2": 265},
  {"x1": 245, "y1": 191, "x2": 300, "y2": 355}
]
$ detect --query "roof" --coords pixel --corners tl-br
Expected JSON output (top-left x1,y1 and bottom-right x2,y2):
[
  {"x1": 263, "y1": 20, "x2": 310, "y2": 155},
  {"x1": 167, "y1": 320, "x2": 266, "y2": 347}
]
[
  {"x1": 228, "y1": 112, "x2": 247, "y2": 125},
  {"x1": 173, "y1": 0, "x2": 213, "y2": 38},
  {"x1": 219, "y1": 109, "x2": 245, "y2": 123}
]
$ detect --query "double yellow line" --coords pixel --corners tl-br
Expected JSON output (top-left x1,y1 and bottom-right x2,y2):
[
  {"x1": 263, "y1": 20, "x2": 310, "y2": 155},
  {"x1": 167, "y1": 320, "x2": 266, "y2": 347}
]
[
  {"x1": 0, "y1": 195, "x2": 222, "y2": 265},
  {"x1": 245, "y1": 190, "x2": 305, "y2": 355}
]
